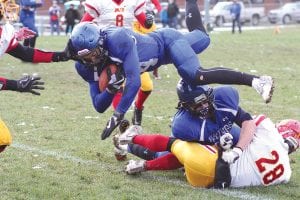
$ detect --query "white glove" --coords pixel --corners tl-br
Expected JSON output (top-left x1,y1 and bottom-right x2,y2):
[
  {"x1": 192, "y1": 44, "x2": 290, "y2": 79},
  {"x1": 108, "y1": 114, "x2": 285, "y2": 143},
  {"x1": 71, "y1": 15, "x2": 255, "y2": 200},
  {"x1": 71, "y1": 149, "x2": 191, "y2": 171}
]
[
  {"x1": 219, "y1": 133, "x2": 233, "y2": 150},
  {"x1": 222, "y1": 147, "x2": 243, "y2": 164}
]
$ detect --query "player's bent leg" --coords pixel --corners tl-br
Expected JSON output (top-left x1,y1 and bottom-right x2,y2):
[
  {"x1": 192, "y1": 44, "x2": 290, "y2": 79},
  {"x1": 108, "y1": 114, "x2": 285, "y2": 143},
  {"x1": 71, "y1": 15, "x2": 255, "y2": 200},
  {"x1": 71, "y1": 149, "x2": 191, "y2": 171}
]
[
  {"x1": 171, "y1": 140, "x2": 218, "y2": 187},
  {"x1": 184, "y1": 29, "x2": 210, "y2": 54}
]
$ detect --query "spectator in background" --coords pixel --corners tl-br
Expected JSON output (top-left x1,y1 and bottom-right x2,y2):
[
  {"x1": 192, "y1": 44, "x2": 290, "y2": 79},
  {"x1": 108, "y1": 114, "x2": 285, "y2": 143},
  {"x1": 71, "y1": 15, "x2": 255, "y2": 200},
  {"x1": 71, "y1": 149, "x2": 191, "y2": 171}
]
[
  {"x1": 77, "y1": 0, "x2": 85, "y2": 20},
  {"x1": 167, "y1": 0, "x2": 179, "y2": 29},
  {"x1": 64, "y1": 4, "x2": 79, "y2": 35},
  {"x1": 19, "y1": 0, "x2": 42, "y2": 48},
  {"x1": 49, "y1": 0, "x2": 61, "y2": 36},
  {"x1": 160, "y1": 3, "x2": 169, "y2": 28},
  {"x1": 230, "y1": 0, "x2": 242, "y2": 34}
]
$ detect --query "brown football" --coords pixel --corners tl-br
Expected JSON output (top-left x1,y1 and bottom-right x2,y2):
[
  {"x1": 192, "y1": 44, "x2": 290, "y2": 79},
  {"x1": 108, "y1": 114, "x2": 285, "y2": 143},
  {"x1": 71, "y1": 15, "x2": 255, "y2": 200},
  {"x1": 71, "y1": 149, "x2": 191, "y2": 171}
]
[{"x1": 99, "y1": 64, "x2": 118, "y2": 92}]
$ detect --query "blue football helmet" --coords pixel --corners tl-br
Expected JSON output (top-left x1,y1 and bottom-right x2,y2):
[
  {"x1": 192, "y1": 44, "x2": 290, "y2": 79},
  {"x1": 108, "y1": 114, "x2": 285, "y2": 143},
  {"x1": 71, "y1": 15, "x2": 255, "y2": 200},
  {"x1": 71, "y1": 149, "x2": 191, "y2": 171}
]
[
  {"x1": 176, "y1": 79, "x2": 214, "y2": 119},
  {"x1": 70, "y1": 22, "x2": 108, "y2": 67}
]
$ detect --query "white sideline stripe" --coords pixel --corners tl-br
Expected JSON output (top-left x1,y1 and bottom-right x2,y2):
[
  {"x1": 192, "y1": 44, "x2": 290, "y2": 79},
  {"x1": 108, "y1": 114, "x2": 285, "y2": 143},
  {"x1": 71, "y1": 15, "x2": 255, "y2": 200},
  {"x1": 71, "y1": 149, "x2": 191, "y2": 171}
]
[{"x1": 12, "y1": 143, "x2": 272, "y2": 200}]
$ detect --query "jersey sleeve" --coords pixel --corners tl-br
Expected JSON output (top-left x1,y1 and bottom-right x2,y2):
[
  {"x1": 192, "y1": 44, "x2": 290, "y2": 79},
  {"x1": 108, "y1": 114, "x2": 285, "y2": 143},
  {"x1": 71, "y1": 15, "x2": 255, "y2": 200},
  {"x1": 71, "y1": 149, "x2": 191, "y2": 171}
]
[
  {"x1": 75, "y1": 62, "x2": 114, "y2": 113},
  {"x1": 84, "y1": 0, "x2": 101, "y2": 18},
  {"x1": 213, "y1": 86, "x2": 239, "y2": 115},
  {"x1": 0, "y1": 23, "x2": 18, "y2": 57},
  {"x1": 134, "y1": 0, "x2": 146, "y2": 16},
  {"x1": 107, "y1": 29, "x2": 141, "y2": 114}
]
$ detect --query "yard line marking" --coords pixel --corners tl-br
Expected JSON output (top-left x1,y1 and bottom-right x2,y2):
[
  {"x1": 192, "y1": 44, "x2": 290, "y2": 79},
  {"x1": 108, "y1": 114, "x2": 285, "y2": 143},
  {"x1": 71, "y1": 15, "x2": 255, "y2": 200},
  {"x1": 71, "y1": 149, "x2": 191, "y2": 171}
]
[{"x1": 12, "y1": 142, "x2": 273, "y2": 200}]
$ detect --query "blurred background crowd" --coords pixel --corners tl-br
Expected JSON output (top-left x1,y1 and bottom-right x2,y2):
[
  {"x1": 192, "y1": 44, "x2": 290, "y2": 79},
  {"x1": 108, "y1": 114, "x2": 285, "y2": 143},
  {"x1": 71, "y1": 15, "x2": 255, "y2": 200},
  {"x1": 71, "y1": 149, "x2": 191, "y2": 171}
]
[{"x1": 9, "y1": 0, "x2": 300, "y2": 39}]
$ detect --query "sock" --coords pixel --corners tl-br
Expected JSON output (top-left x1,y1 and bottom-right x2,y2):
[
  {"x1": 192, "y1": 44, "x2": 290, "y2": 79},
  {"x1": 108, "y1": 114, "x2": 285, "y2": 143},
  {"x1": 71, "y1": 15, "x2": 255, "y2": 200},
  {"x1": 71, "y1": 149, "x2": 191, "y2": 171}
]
[
  {"x1": 145, "y1": 153, "x2": 182, "y2": 170},
  {"x1": 195, "y1": 67, "x2": 258, "y2": 86},
  {"x1": 185, "y1": 0, "x2": 206, "y2": 33},
  {"x1": 112, "y1": 90, "x2": 123, "y2": 110},
  {"x1": 135, "y1": 89, "x2": 151, "y2": 110},
  {"x1": 128, "y1": 143, "x2": 156, "y2": 160},
  {"x1": 133, "y1": 134, "x2": 170, "y2": 152}
]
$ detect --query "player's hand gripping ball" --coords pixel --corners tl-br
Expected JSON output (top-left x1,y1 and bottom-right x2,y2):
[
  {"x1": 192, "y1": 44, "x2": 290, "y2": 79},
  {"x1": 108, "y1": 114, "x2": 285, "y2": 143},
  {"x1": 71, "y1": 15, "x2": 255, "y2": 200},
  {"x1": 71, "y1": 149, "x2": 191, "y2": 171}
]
[{"x1": 99, "y1": 64, "x2": 125, "y2": 93}]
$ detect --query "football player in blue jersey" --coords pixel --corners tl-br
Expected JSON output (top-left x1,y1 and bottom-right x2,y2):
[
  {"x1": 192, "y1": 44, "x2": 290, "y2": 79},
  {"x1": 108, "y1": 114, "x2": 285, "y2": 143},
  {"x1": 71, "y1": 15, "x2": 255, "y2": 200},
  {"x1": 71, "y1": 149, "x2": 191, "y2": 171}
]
[
  {"x1": 69, "y1": 0, "x2": 274, "y2": 140},
  {"x1": 114, "y1": 79, "x2": 256, "y2": 164}
]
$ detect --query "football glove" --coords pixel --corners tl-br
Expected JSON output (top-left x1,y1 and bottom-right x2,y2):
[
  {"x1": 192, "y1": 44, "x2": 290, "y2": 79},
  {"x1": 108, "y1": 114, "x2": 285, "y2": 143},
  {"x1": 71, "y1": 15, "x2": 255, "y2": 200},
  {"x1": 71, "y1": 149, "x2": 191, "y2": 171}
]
[
  {"x1": 144, "y1": 11, "x2": 154, "y2": 29},
  {"x1": 219, "y1": 133, "x2": 233, "y2": 151},
  {"x1": 16, "y1": 74, "x2": 44, "y2": 95},
  {"x1": 63, "y1": 39, "x2": 80, "y2": 62},
  {"x1": 214, "y1": 149, "x2": 231, "y2": 189},
  {"x1": 106, "y1": 68, "x2": 125, "y2": 94},
  {"x1": 101, "y1": 111, "x2": 124, "y2": 140},
  {"x1": 222, "y1": 147, "x2": 242, "y2": 164}
]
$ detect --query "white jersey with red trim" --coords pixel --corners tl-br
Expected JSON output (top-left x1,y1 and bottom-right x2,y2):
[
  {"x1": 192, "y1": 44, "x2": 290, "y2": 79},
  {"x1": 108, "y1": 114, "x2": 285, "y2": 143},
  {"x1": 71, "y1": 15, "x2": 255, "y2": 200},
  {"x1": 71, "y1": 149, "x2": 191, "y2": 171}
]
[
  {"x1": 84, "y1": 0, "x2": 145, "y2": 28},
  {"x1": 0, "y1": 23, "x2": 17, "y2": 58},
  {"x1": 230, "y1": 116, "x2": 292, "y2": 187}
]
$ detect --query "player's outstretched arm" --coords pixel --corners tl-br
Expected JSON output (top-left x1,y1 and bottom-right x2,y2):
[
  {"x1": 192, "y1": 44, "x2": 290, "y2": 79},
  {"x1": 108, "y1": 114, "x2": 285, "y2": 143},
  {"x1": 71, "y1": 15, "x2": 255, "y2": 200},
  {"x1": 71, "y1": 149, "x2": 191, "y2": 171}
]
[
  {"x1": 0, "y1": 74, "x2": 44, "y2": 95},
  {"x1": 7, "y1": 43, "x2": 71, "y2": 63}
]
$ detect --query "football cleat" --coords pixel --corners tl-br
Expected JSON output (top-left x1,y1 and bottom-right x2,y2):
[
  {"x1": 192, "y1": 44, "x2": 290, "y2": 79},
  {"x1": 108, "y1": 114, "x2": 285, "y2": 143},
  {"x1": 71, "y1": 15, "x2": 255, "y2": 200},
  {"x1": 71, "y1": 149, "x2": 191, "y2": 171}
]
[
  {"x1": 118, "y1": 125, "x2": 143, "y2": 145},
  {"x1": 119, "y1": 119, "x2": 130, "y2": 134},
  {"x1": 113, "y1": 134, "x2": 128, "y2": 161},
  {"x1": 132, "y1": 106, "x2": 143, "y2": 126},
  {"x1": 252, "y1": 76, "x2": 274, "y2": 103},
  {"x1": 125, "y1": 159, "x2": 146, "y2": 174},
  {"x1": 114, "y1": 145, "x2": 128, "y2": 161}
]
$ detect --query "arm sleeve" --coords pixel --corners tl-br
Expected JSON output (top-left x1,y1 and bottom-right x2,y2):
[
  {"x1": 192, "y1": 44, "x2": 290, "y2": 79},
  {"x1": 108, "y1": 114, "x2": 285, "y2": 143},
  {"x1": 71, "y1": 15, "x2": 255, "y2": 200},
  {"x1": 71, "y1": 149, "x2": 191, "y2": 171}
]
[
  {"x1": 81, "y1": 12, "x2": 94, "y2": 22},
  {"x1": 89, "y1": 82, "x2": 115, "y2": 113},
  {"x1": 109, "y1": 30, "x2": 141, "y2": 114},
  {"x1": 7, "y1": 43, "x2": 67, "y2": 63},
  {"x1": 75, "y1": 61, "x2": 114, "y2": 113},
  {"x1": 151, "y1": 0, "x2": 162, "y2": 12}
]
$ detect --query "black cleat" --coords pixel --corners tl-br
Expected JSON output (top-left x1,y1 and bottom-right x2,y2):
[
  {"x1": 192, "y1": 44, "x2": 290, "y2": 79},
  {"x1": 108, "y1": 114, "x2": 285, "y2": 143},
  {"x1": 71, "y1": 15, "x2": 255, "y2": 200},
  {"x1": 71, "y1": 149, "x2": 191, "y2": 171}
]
[{"x1": 119, "y1": 119, "x2": 130, "y2": 133}]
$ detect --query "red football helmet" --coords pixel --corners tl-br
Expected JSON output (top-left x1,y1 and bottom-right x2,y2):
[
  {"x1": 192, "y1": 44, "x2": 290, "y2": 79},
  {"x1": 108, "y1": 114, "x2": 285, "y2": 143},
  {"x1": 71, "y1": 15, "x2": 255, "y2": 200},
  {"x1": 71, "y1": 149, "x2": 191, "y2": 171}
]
[{"x1": 276, "y1": 119, "x2": 300, "y2": 141}]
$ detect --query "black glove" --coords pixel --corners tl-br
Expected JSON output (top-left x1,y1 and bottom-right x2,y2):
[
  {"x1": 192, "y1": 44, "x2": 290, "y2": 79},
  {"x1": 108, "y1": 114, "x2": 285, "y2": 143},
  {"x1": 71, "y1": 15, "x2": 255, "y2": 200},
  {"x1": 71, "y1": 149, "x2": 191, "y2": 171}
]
[
  {"x1": 144, "y1": 11, "x2": 154, "y2": 29},
  {"x1": 7, "y1": 74, "x2": 45, "y2": 95},
  {"x1": 106, "y1": 67, "x2": 125, "y2": 94},
  {"x1": 65, "y1": 39, "x2": 80, "y2": 61},
  {"x1": 101, "y1": 111, "x2": 124, "y2": 140},
  {"x1": 214, "y1": 149, "x2": 231, "y2": 189}
]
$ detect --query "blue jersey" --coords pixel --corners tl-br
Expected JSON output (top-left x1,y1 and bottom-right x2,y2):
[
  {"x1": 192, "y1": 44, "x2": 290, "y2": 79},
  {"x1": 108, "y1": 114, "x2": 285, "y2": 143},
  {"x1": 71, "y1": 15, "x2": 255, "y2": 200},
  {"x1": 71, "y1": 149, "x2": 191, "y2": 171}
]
[
  {"x1": 171, "y1": 86, "x2": 242, "y2": 144},
  {"x1": 100, "y1": 27, "x2": 210, "y2": 114}
]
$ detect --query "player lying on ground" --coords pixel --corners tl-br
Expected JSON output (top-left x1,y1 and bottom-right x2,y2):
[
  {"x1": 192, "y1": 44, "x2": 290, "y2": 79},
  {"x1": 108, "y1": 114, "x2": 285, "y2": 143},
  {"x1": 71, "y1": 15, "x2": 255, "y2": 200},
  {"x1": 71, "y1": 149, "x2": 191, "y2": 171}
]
[
  {"x1": 115, "y1": 116, "x2": 299, "y2": 188},
  {"x1": 68, "y1": 0, "x2": 274, "y2": 140},
  {"x1": 113, "y1": 81, "x2": 257, "y2": 164}
]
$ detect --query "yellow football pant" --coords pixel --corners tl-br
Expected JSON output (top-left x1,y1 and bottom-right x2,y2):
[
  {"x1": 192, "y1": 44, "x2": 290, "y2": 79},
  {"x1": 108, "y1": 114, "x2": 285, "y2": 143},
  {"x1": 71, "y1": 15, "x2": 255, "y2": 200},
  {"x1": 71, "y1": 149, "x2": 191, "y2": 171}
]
[
  {"x1": 0, "y1": 118, "x2": 12, "y2": 146},
  {"x1": 171, "y1": 140, "x2": 218, "y2": 188}
]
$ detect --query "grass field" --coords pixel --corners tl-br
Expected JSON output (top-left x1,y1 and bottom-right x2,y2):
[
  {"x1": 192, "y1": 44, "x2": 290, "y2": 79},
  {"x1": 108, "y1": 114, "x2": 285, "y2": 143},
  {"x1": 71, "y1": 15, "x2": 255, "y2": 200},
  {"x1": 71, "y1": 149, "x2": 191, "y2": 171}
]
[{"x1": 0, "y1": 27, "x2": 299, "y2": 200}]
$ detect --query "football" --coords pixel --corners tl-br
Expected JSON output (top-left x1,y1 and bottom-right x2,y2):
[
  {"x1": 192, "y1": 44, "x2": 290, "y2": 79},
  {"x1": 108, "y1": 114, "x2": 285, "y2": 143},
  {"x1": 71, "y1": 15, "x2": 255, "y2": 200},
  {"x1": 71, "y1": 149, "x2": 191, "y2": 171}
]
[{"x1": 98, "y1": 64, "x2": 119, "y2": 92}]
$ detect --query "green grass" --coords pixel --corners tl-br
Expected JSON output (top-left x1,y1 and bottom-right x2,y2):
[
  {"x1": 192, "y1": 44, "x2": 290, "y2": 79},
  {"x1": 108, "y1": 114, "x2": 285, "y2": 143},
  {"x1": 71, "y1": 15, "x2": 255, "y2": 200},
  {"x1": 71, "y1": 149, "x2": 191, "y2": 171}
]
[{"x1": 0, "y1": 27, "x2": 300, "y2": 200}]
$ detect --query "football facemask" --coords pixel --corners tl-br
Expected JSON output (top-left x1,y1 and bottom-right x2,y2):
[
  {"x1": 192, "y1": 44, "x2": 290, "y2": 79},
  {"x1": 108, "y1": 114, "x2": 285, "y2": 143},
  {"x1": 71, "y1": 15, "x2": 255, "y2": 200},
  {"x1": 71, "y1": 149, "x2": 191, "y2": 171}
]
[
  {"x1": 76, "y1": 46, "x2": 108, "y2": 67},
  {"x1": 0, "y1": 0, "x2": 19, "y2": 22}
]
